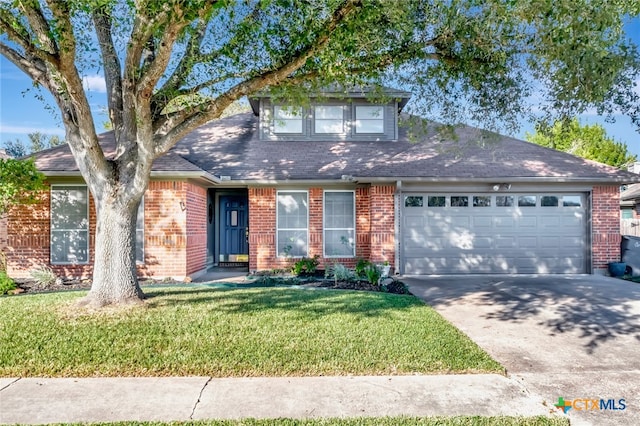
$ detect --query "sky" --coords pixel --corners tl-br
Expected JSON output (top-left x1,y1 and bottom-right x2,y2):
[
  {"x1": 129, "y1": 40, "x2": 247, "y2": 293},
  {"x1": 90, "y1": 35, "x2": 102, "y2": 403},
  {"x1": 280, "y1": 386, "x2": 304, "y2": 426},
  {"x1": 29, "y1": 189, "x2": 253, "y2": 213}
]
[{"x1": 1, "y1": 16, "x2": 640, "y2": 155}]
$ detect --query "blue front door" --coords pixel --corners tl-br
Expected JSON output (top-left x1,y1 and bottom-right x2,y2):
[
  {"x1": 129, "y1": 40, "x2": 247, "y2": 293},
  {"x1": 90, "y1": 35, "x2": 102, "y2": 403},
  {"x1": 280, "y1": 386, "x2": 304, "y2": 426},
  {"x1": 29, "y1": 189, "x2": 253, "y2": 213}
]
[{"x1": 219, "y1": 195, "x2": 248, "y2": 263}]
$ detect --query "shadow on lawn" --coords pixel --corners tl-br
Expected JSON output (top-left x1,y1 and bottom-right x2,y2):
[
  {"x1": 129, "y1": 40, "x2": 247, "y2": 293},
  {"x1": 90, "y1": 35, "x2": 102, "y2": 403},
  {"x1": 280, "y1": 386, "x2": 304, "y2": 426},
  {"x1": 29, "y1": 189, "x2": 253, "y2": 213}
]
[
  {"x1": 406, "y1": 276, "x2": 640, "y2": 354},
  {"x1": 144, "y1": 286, "x2": 421, "y2": 319}
]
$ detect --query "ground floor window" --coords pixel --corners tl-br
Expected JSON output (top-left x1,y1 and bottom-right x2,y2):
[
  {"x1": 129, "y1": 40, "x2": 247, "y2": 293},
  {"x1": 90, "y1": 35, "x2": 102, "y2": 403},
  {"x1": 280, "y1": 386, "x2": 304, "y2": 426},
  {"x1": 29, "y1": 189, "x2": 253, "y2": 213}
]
[
  {"x1": 50, "y1": 185, "x2": 89, "y2": 264},
  {"x1": 277, "y1": 191, "x2": 308, "y2": 257},
  {"x1": 324, "y1": 190, "x2": 355, "y2": 257},
  {"x1": 136, "y1": 198, "x2": 144, "y2": 263}
]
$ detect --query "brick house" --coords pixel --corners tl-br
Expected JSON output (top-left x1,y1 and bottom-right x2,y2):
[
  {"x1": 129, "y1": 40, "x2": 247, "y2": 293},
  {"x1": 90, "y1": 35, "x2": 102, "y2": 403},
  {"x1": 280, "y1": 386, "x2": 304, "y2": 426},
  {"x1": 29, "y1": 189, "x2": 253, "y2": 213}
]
[{"x1": 3, "y1": 88, "x2": 640, "y2": 279}]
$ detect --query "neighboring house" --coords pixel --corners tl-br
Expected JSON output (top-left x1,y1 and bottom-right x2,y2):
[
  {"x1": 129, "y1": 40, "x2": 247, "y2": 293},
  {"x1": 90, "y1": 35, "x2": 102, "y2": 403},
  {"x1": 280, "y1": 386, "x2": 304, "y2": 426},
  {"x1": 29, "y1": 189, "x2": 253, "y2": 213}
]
[
  {"x1": 3, "y1": 87, "x2": 640, "y2": 279},
  {"x1": 619, "y1": 163, "x2": 640, "y2": 236}
]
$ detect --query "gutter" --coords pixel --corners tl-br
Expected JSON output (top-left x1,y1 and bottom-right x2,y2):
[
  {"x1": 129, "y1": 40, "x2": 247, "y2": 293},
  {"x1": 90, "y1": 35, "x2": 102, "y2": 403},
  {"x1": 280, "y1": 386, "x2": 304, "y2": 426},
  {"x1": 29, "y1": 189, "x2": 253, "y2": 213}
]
[{"x1": 41, "y1": 170, "x2": 221, "y2": 185}]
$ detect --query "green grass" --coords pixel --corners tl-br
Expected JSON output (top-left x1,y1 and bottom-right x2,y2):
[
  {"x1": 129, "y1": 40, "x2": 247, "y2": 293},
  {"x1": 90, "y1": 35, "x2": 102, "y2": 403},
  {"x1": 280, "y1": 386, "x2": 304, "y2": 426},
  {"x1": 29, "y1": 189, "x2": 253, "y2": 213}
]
[
  {"x1": 0, "y1": 286, "x2": 503, "y2": 377},
  {"x1": 45, "y1": 417, "x2": 569, "y2": 426}
]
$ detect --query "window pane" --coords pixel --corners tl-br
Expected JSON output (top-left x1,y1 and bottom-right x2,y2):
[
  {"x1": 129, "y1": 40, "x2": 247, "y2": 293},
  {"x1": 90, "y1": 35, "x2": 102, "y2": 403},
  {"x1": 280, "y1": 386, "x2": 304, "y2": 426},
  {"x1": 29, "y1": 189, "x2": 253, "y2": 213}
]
[
  {"x1": 451, "y1": 196, "x2": 469, "y2": 207},
  {"x1": 324, "y1": 192, "x2": 355, "y2": 257},
  {"x1": 356, "y1": 106, "x2": 384, "y2": 119},
  {"x1": 428, "y1": 196, "x2": 445, "y2": 207},
  {"x1": 51, "y1": 186, "x2": 89, "y2": 264},
  {"x1": 136, "y1": 230, "x2": 144, "y2": 263},
  {"x1": 473, "y1": 196, "x2": 491, "y2": 207},
  {"x1": 541, "y1": 196, "x2": 559, "y2": 207},
  {"x1": 51, "y1": 186, "x2": 88, "y2": 229},
  {"x1": 518, "y1": 195, "x2": 536, "y2": 207},
  {"x1": 325, "y1": 192, "x2": 354, "y2": 228},
  {"x1": 277, "y1": 191, "x2": 308, "y2": 257},
  {"x1": 136, "y1": 199, "x2": 144, "y2": 263},
  {"x1": 277, "y1": 192, "x2": 308, "y2": 229},
  {"x1": 277, "y1": 230, "x2": 307, "y2": 257},
  {"x1": 51, "y1": 230, "x2": 88, "y2": 263},
  {"x1": 324, "y1": 230, "x2": 355, "y2": 257},
  {"x1": 315, "y1": 105, "x2": 342, "y2": 119},
  {"x1": 274, "y1": 106, "x2": 303, "y2": 133},
  {"x1": 496, "y1": 196, "x2": 514, "y2": 207},
  {"x1": 355, "y1": 106, "x2": 384, "y2": 133},
  {"x1": 622, "y1": 209, "x2": 634, "y2": 219},
  {"x1": 405, "y1": 196, "x2": 423, "y2": 207},
  {"x1": 563, "y1": 196, "x2": 582, "y2": 207}
]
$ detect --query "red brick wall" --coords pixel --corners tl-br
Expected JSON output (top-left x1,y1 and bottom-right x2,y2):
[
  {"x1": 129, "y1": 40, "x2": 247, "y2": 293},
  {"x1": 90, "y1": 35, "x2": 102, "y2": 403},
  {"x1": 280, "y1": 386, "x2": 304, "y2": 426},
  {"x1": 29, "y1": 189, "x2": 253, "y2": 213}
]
[
  {"x1": 4, "y1": 180, "x2": 207, "y2": 280},
  {"x1": 248, "y1": 185, "x2": 395, "y2": 272},
  {"x1": 4, "y1": 186, "x2": 98, "y2": 279},
  {"x1": 592, "y1": 185, "x2": 621, "y2": 271},
  {"x1": 141, "y1": 181, "x2": 187, "y2": 278},
  {"x1": 370, "y1": 185, "x2": 395, "y2": 266},
  {"x1": 186, "y1": 183, "x2": 207, "y2": 275},
  {"x1": 248, "y1": 187, "x2": 277, "y2": 271}
]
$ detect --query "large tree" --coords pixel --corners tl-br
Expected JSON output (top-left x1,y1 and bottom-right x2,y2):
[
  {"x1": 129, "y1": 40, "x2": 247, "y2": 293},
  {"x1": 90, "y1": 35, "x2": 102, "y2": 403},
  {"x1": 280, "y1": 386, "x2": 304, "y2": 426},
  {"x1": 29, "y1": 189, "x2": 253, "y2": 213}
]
[
  {"x1": 526, "y1": 119, "x2": 637, "y2": 168},
  {"x1": 1, "y1": 0, "x2": 638, "y2": 307}
]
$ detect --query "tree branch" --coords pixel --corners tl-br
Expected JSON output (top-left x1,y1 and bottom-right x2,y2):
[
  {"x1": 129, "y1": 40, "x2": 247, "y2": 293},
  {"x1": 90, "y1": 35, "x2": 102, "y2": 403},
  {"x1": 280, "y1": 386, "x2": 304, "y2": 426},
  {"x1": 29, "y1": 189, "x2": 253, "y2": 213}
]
[
  {"x1": 153, "y1": 0, "x2": 363, "y2": 154},
  {"x1": 92, "y1": 9, "x2": 124, "y2": 139}
]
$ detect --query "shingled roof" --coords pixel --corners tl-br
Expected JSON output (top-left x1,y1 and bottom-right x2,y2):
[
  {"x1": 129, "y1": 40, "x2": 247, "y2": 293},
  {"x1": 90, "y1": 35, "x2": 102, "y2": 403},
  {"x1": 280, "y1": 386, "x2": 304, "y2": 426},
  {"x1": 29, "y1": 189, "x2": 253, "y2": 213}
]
[{"x1": 30, "y1": 113, "x2": 640, "y2": 184}]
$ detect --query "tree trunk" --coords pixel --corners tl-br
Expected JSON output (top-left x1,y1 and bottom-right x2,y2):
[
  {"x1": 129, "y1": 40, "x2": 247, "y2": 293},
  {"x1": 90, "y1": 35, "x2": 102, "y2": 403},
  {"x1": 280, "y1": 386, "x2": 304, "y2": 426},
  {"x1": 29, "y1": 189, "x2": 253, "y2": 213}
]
[{"x1": 80, "y1": 197, "x2": 144, "y2": 307}]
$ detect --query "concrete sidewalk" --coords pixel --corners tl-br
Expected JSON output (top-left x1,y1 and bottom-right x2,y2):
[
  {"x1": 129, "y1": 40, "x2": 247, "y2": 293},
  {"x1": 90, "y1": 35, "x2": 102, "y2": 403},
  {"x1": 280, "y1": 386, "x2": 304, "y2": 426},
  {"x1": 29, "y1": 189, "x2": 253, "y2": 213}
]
[{"x1": 0, "y1": 375, "x2": 557, "y2": 424}]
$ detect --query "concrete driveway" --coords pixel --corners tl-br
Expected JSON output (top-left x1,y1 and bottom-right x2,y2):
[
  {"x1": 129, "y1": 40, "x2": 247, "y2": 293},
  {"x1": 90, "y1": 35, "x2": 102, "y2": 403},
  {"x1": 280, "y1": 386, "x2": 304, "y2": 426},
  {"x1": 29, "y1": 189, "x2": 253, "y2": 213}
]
[{"x1": 405, "y1": 274, "x2": 640, "y2": 426}]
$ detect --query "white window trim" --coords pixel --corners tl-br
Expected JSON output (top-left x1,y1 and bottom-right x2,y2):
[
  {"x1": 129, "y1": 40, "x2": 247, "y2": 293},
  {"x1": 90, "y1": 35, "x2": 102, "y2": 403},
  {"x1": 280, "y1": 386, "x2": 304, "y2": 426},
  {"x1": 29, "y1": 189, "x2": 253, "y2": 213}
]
[
  {"x1": 313, "y1": 105, "x2": 344, "y2": 135},
  {"x1": 276, "y1": 190, "x2": 309, "y2": 258},
  {"x1": 50, "y1": 184, "x2": 90, "y2": 265},
  {"x1": 136, "y1": 197, "x2": 145, "y2": 264},
  {"x1": 354, "y1": 104, "x2": 385, "y2": 134},
  {"x1": 323, "y1": 190, "x2": 356, "y2": 258},
  {"x1": 273, "y1": 105, "x2": 304, "y2": 134}
]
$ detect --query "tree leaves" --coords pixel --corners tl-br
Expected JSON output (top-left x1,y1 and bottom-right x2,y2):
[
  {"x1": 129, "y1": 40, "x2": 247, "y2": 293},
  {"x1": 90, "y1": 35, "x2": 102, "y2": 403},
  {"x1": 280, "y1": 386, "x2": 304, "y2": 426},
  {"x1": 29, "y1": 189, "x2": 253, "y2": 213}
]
[
  {"x1": 0, "y1": 158, "x2": 47, "y2": 216},
  {"x1": 526, "y1": 118, "x2": 637, "y2": 168}
]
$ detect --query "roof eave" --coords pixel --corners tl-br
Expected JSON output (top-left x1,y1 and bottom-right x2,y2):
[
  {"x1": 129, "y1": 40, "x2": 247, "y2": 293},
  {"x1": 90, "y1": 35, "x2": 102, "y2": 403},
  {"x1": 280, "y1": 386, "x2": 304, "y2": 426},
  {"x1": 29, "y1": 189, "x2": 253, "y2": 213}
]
[{"x1": 41, "y1": 170, "x2": 221, "y2": 185}]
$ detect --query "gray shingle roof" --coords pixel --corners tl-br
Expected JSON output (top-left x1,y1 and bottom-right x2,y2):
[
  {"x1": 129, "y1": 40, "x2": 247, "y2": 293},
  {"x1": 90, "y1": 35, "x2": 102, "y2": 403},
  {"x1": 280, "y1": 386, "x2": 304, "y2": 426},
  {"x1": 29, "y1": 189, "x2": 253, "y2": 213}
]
[
  {"x1": 30, "y1": 113, "x2": 640, "y2": 184},
  {"x1": 173, "y1": 113, "x2": 640, "y2": 183}
]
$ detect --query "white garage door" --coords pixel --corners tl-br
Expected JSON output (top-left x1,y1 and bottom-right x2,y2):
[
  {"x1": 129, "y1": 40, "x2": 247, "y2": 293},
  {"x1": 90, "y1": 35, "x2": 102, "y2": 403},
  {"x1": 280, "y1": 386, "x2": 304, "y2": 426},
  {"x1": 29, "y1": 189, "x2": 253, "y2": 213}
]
[{"x1": 401, "y1": 193, "x2": 588, "y2": 274}]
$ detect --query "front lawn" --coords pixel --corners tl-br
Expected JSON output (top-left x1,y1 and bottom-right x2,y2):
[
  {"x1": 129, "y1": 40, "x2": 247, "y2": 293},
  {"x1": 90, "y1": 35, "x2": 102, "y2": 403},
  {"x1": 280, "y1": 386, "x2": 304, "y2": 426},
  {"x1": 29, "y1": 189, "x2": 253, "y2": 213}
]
[{"x1": 0, "y1": 286, "x2": 503, "y2": 377}]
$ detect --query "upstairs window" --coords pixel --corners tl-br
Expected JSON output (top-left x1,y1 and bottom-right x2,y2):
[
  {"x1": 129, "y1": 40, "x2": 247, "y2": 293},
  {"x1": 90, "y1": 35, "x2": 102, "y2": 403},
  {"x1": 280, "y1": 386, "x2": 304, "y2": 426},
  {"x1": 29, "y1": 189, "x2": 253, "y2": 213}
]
[
  {"x1": 314, "y1": 105, "x2": 344, "y2": 134},
  {"x1": 355, "y1": 105, "x2": 384, "y2": 133},
  {"x1": 51, "y1": 185, "x2": 89, "y2": 264},
  {"x1": 273, "y1": 106, "x2": 303, "y2": 134}
]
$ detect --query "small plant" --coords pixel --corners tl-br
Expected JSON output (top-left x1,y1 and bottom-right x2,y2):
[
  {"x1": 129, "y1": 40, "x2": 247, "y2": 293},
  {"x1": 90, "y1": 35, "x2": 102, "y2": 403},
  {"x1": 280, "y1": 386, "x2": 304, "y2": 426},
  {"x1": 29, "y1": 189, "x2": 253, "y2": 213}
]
[
  {"x1": 291, "y1": 255, "x2": 319, "y2": 276},
  {"x1": 0, "y1": 271, "x2": 16, "y2": 295},
  {"x1": 363, "y1": 264, "x2": 382, "y2": 285},
  {"x1": 29, "y1": 265, "x2": 57, "y2": 289},
  {"x1": 355, "y1": 258, "x2": 372, "y2": 278},
  {"x1": 326, "y1": 262, "x2": 355, "y2": 284}
]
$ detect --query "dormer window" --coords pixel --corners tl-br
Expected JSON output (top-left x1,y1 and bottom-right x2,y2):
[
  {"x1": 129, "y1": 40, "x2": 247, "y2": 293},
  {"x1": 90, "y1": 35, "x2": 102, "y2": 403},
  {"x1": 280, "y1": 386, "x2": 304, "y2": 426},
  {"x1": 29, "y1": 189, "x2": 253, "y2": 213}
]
[
  {"x1": 314, "y1": 105, "x2": 344, "y2": 134},
  {"x1": 354, "y1": 105, "x2": 384, "y2": 134},
  {"x1": 274, "y1": 106, "x2": 303, "y2": 134}
]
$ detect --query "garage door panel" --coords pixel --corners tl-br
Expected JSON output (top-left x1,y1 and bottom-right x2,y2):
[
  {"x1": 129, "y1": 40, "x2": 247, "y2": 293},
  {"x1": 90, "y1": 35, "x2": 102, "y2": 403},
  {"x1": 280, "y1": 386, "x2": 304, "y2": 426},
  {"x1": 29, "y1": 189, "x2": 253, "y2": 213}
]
[{"x1": 402, "y1": 193, "x2": 587, "y2": 274}]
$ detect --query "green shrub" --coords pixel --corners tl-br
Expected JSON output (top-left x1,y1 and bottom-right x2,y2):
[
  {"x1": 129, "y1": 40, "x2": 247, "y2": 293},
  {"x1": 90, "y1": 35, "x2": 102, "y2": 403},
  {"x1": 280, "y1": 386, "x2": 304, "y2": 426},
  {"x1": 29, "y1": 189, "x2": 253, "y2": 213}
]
[
  {"x1": 0, "y1": 271, "x2": 16, "y2": 295},
  {"x1": 384, "y1": 279, "x2": 410, "y2": 295},
  {"x1": 291, "y1": 255, "x2": 320, "y2": 276},
  {"x1": 326, "y1": 263, "x2": 355, "y2": 284},
  {"x1": 363, "y1": 264, "x2": 382, "y2": 285},
  {"x1": 355, "y1": 258, "x2": 373, "y2": 278},
  {"x1": 29, "y1": 266, "x2": 57, "y2": 288}
]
